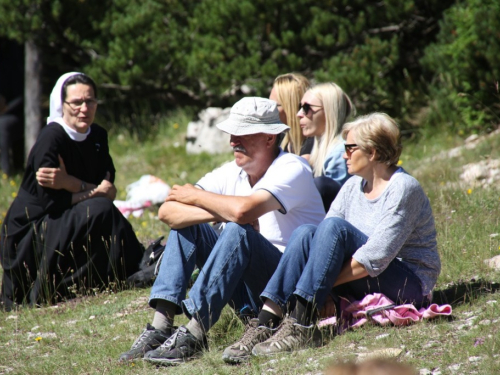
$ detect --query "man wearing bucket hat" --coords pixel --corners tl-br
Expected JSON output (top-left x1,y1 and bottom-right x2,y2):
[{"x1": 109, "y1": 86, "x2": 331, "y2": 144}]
[{"x1": 119, "y1": 97, "x2": 324, "y2": 365}]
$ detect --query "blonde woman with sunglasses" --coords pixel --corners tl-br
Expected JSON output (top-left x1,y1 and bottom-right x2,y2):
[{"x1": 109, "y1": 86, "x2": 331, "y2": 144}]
[
  {"x1": 269, "y1": 73, "x2": 313, "y2": 159},
  {"x1": 298, "y1": 82, "x2": 354, "y2": 211}
]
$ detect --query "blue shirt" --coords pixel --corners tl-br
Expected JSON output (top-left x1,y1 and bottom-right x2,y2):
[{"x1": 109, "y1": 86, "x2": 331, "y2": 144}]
[{"x1": 323, "y1": 141, "x2": 350, "y2": 185}]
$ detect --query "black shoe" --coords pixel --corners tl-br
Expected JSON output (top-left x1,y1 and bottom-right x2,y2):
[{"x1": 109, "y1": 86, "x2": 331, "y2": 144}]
[
  {"x1": 144, "y1": 325, "x2": 208, "y2": 366},
  {"x1": 118, "y1": 323, "x2": 174, "y2": 362}
]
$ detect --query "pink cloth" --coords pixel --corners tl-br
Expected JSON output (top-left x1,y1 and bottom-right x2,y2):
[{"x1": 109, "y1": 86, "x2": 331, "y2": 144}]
[{"x1": 318, "y1": 293, "x2": 452, "y2": 330}]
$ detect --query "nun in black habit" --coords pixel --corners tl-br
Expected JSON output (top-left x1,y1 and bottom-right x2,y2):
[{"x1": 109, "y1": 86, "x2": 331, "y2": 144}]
[{"x1": 0, "y1": 72, "x2": 143, "y2": 310}]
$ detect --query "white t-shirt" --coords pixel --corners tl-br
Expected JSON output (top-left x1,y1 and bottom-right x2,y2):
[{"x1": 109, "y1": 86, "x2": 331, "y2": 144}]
[{"x1": 196, "y1": 150, "x2": 325, "y2": 251}]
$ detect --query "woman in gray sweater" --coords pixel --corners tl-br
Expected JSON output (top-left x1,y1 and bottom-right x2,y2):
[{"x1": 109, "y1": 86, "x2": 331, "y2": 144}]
[{"x1": 222, "y1": 113, "x2": 441, "y2": 363}]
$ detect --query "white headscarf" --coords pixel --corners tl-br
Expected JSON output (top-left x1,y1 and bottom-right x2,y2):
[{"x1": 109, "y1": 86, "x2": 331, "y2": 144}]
[{"x1": 47, "y1": 72, "x2": 91, "y2": 142}]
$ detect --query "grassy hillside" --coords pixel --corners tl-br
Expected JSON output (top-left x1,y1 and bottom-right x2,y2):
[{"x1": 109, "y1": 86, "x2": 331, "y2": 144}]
[{"x1": 0, "y1": 114, "x2": 499, "y2": 374}]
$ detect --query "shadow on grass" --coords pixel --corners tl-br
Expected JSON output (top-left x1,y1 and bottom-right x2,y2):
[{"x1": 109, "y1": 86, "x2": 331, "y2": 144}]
[{"x1": 433, "y1": 279, "x2": 500, "y2": 306}]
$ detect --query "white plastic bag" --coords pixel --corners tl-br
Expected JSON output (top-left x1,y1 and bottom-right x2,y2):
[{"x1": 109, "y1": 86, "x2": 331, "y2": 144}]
[
  {"x1": 114, "y1": 175, "x2": 170, "y2": 217},
  {"x1": 126, "y1": 175, "x2": 170, "y2": 205}
]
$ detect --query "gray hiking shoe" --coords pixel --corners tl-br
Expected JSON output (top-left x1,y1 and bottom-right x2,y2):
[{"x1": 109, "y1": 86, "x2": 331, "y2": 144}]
[
  {"x1": 251, "y1": 317, "x2": 322, "y2": 356},
  {"x1": 222, "y1": 318, "x2": 275, "y2": 364},
  {"x1": 118, "y1": 323, "x2": 174, "y2": 362},
  {"x1": 144, "y1": 325, "x2": 208, "y2": 366}
]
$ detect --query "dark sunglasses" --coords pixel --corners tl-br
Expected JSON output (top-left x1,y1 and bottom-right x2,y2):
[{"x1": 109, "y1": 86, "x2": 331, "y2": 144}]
[
  {"x1": 344, "y1": 143, "x2": 360, "y2": 157},
  {"x1": 298, "y1": 102, "x2": 323, "y2": 115}
]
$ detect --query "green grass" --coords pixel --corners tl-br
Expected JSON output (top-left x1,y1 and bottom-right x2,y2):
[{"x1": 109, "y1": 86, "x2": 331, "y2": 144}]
[{"x1": 1, "y1": 113, "x2": 500, "y2": 374}]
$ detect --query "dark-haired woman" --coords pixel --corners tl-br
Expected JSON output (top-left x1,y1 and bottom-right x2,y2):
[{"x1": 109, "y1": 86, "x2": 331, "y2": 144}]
[{"x1": 0, "y1": 72, "x2": 143, "y2": 310}]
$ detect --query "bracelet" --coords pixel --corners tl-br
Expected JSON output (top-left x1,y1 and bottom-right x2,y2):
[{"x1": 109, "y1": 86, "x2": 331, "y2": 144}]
[{"x1": 80, "y1": 180, "x2": 87, "y2": 192}]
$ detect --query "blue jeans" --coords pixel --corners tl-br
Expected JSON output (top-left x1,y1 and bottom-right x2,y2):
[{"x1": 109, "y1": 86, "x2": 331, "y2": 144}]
[
  {"x1": 149, "y1": 222, "x2": 283, "y2": 330},
  {"x1": 261, "y1": 217, "x2": 428, "y2": 316}
]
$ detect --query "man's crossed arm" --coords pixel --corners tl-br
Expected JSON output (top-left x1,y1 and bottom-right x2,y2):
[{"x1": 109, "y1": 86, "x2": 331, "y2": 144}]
[{"x1": 158, "y1": 183, "x2": 282, "y2": 229}]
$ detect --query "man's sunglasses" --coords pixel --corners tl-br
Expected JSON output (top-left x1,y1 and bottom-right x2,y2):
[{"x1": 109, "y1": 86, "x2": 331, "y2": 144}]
[{"x1": 298, "y1": 102, "x2": 323, "y2": 115}]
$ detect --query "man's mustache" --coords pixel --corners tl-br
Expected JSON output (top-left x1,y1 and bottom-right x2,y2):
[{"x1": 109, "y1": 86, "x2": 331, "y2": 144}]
[{"x1": 233, "y1": 145, "x2": 246, "y2": 153}]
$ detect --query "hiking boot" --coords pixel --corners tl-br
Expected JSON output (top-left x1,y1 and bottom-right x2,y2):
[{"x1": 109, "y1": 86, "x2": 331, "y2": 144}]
[
  {"x1": 252, "y1": 317, "x2": 322, "y2": 356},
  {"x1": 118, "y1": 323, "x2": 174, "y2": 362},
  {"x1": 144, "y1": 325, "x2": 208, "y2": 365},
  {"x1": 222, "y1": 318, "x2": 275, "y2": 364}
]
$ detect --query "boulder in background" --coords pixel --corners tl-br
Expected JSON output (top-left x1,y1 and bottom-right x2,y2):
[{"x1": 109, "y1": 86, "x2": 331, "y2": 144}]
[{"x1": 186, "y1": 107, "x2": 232, "y2": 154}]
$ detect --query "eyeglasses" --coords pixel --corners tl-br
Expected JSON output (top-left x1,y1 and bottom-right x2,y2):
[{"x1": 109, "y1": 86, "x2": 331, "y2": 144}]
[
  {"x1": 344, "y1": 143, "x2": 360, "y2": 157},
  {"x1": 298, "y1": 102, "x2": 323, "y2": 115},
  {"x1": 64, "y1": 99, "x2": 97, "y2": 110}
]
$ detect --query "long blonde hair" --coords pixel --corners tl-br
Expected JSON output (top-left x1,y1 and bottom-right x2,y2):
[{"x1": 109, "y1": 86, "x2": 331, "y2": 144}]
[
  {"x1": 273, "y1": 73, "x2": 311, "y2": 155},
  {"x1": 308, "y1": 82, "x2": 355, "y2": 177}
]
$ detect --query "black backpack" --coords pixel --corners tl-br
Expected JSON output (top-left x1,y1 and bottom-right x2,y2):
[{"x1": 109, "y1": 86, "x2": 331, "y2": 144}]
[{"x1": 127, "y1": 236, "x2": 165, "y2": 288}]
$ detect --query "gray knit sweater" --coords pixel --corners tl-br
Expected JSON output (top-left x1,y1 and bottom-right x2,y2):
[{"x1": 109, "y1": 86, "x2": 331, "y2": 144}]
[{"x1": 326, "y1": 168, "x2": 440, "y2": 295}]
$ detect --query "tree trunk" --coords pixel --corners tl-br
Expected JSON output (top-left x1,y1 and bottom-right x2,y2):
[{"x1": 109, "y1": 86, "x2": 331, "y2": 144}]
[{"x1": 24, "y1": 39, "x2": 42, "y2": 160}]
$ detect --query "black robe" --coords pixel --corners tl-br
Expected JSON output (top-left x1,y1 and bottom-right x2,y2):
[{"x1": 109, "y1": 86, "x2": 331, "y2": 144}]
[{"x1": 0, "y1": 123, "x2": 143, "y2": 310}]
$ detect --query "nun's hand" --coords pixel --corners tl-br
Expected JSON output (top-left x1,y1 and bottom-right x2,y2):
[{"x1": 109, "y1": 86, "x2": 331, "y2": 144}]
[
  {"x1": 94, "y1": 172, "x2": 117, "y2": 201},
  {"x1": 36, "y1": 155, "x2": 71, "y2": 190}
]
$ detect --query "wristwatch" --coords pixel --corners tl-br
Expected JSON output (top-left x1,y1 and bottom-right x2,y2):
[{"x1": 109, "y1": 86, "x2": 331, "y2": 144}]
[{"x1": 80, "y1": 180, "x2": 87, "y2": 192}]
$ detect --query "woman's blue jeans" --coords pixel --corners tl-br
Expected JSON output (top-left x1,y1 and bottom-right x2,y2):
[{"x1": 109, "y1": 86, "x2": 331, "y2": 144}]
[
  {"x1": 149, "y1": 222, "x2": 283, "y2": 330},
  {"x1": 261, "y1": 217, "x2": 428, "y2": 317}
]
